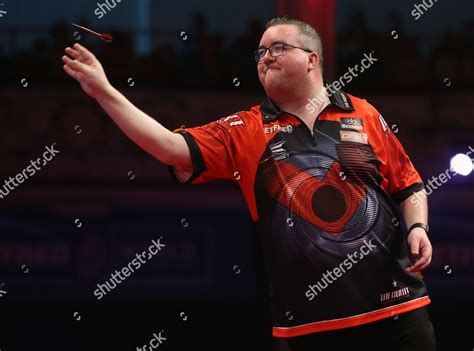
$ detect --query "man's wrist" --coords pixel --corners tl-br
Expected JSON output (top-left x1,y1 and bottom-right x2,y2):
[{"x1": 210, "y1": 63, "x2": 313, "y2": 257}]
[
  {"x1": 94, "y1": 83, "x2": 115, "y2": 101},
  {"x1": 408, "y1": 222, "x2": 429, "y2": 235}
]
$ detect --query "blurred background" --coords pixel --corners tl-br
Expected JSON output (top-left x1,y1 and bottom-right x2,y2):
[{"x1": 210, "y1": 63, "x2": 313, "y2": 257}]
[{"x1": 0, "y1": 0, "x2": 473, "y2": 350}]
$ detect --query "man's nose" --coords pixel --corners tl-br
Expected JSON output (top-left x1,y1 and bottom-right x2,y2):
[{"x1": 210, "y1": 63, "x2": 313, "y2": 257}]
[{"x1": 262, "y1": 50, "x2": 275, "y2": 64}]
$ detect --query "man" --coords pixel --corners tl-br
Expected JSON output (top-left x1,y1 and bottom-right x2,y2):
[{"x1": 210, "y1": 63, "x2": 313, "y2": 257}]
[{"x1": 62, "y1": 17, "x2": 435, "y2": 351}]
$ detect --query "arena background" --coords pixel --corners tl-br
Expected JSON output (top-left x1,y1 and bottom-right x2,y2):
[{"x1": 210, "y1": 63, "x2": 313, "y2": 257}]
[{"x1": 0, "y1": 0, "x2": 473, "y2": 350}]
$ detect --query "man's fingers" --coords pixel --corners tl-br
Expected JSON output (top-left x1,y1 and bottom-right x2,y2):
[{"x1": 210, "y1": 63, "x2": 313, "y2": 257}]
[
  {"x1": 406, "y1": 241, "x2": 432, "y2": 272},
  {"x1": 62, "y1": 55, "x2": 89, "y2": 74},
  {"x1": 407, "y1": 256, "x2": 429, "y2": 272},
  {"x1": 73, "y1": 43, "x2": 96, "y2": 60},
  {"x1": 409, "y1": 237, "x2": 421, "y2": 257},
  {"x1": 406, "y1": 255, "x2": 429, "y2": 272},
  {"x1": 65, "y1": 45, "x2": 95, "y2": 64},
  {"x1": 421, "y1": 240, "x2": 433, "y2": 257},
  {"x1": 419, "y1": 256, "x2": 432, "y2": 271},
  {"x1": 73, "y1": 42, "x2": 88, "y2": 52},
  {"x1": 417, "y1": 241, "x2": 433, "y2": 271},
  {"x1": 62, "y1": 55, "x2": 76, "y2": 71},
  {"x1": 62, "y1": 54, "x2": 74, "y2": 65},
  {"x1": 63, "y1": 64, "x2": 80, "y2": 80},
  {"x1": 65, "y1": 47, "x2": 81, "y2": 59}
]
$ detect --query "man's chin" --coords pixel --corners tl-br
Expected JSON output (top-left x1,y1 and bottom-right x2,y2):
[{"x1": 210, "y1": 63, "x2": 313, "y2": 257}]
[
  {"x1": 263, "y1": 78, "x2": 285, "y2": 95},
  {"x1": 265, "y1": 69, "x2": 281, "y2": 78}
]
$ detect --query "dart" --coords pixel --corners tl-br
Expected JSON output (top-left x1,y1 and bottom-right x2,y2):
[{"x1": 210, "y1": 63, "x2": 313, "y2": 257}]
[{"x1": 72, "y1": 23, "x2": 113, "y2": 43}]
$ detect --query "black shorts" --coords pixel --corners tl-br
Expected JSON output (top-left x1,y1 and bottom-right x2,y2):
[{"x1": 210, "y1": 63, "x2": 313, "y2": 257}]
[{"x1": 284, "y1": 306, "x2": 436, "y2": 351}]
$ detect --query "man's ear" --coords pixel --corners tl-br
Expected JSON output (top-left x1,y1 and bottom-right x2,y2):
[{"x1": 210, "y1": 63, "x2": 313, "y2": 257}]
[{"x1": 307, "y1": 52, "x2": 319, "y2": 71}]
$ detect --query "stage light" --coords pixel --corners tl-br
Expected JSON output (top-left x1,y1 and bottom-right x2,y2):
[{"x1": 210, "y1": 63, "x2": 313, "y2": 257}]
[{"x1": 450, "y1": 153, "x2": 473, "y2": 176}]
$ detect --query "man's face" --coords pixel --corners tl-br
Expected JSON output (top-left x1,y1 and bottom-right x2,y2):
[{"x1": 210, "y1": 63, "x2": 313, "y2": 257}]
[{"x1": 257, "y1": 24, "x2": 312, "y2": 97}]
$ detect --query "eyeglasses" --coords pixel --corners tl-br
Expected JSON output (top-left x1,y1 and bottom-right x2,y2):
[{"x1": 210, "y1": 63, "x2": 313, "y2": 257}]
[{"x1": 254, "y1": 42, "x2": 313, "y2": 63}]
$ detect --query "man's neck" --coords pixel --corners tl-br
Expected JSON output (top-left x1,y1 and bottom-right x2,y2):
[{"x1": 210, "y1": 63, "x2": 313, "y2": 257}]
[{"x1": 276, "y1": 82, "x2": 328, "y2": 120}]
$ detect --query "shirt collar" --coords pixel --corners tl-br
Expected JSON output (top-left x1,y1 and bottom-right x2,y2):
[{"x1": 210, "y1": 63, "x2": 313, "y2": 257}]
[{"x1": 259, "y1": 83, "x2": 355, "y2": 123}]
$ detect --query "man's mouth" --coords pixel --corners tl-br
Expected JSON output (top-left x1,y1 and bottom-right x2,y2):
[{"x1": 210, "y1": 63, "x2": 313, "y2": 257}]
[{"x1": 265, "y1": 66, "x2": 280, "y2": 73}]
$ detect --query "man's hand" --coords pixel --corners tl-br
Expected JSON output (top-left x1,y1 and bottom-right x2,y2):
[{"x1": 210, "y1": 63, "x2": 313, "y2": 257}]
[
  {"x1": 62, "y1": 43, "x2": 111, "y2": 99},
  {"x1": 406, "y1": 228, "x2": 432, "y2": 272}
]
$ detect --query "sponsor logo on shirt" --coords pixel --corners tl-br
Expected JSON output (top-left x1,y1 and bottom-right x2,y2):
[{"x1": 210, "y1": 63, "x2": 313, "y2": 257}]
[
  {"x1": 270, "y1": 140, "x2": 290, "y2": 161},
  {"x1": 340, "y1": 117, "x2": 364, "y2": 131},
  {"x1": 378, "y1": 114, "x2": 390, "y2": 136},
  {"x1": 264, "y1": 124, "x2": 294, "y2": 134},
  {"x1": 340, "y1": 131, "x2": 368, "y2": 144},
  {"x1": 380, "y1": 287, "x2": 410, "y2": 304},
  {"x1": 217, "y1": 114, "x2": 246, "y2": 128}
]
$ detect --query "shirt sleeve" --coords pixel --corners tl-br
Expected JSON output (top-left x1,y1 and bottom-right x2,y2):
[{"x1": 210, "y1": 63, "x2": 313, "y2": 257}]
[
  {"x1": 167, "y1": 111, "x2": 264, "y2": 221},
  {"x1": 365, "y1": 102, "x2": 425, "y2": 204},
  {"x1": 167, "y1": 115, "x2": 243, "y2": 185}
]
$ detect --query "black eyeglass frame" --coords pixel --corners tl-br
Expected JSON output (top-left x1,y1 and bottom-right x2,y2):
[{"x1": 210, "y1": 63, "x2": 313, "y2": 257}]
[{"x1": 254, "y1": 42, "x2": 313, "y2": 62}]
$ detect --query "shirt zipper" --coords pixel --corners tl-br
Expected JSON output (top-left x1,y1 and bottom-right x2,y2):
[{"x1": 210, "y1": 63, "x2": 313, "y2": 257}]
[{"x1": 283, "y1": 104, "x2": 333, "y2": 144}]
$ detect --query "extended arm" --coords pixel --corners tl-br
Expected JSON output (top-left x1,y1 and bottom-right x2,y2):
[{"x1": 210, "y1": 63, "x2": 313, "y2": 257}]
[{"x1": 62, "y1": 43, "x2": 192, "y2": 177}]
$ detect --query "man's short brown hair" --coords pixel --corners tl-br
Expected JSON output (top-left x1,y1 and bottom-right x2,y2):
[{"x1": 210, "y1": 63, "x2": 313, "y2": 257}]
[{"x1": 266, "y1": 16, "x2": 324, "y2": 72}]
